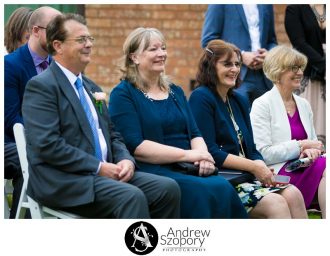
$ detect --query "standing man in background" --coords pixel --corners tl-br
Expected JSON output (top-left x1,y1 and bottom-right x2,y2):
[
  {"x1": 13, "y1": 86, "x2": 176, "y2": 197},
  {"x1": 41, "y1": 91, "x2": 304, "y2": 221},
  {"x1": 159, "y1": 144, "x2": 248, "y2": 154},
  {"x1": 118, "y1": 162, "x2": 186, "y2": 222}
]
[
  {"x1": 201, "y1": 4, "x2": 277, "y2": 106},
  {"x1": 5, "y1": 6, "x2": 61, "y2": 141},
  {"x1": 4, "y1": 6, "x2": 61, "y2": 218}
]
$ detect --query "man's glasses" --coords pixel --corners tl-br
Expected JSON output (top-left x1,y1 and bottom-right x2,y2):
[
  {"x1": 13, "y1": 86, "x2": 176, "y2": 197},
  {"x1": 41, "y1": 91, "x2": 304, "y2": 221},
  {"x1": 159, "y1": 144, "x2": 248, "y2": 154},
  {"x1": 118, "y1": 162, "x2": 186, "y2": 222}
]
[
  {"x1": 66, "y1": 36, "x2": 95, "y2": 44},
  {"x1": 290, "y1": 65, "x2": 305, "y2": 73},
  {"x1": 218, "y1": 61, "x2": 242, "y2": 69}
]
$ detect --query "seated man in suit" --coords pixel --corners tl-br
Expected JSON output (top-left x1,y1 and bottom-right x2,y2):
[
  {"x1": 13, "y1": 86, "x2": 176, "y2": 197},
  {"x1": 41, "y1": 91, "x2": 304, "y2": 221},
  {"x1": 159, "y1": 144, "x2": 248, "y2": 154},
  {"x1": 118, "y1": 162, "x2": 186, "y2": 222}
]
[
  {"x1": 22, "y1": 13, "x2": 180, "y2": 218},
  {"x1": 4, "y1": 6, "x2": 61, "y2": 218}
]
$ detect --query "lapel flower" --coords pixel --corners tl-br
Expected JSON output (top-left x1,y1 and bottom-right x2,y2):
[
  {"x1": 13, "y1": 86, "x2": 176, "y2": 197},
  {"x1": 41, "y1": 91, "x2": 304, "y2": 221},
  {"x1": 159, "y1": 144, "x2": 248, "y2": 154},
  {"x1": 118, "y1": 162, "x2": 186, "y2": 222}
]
[{"x1": 92, "y1": 92, "x2": 106, "y2": 114}]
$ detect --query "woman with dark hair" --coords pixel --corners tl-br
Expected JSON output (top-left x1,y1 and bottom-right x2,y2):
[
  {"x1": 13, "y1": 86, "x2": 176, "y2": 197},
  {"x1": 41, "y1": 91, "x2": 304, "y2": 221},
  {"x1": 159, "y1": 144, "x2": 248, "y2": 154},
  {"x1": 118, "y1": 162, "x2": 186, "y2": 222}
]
[
  {"x1": 189, "y1": 39, "x2": 307, "y2": 218},
  {"x1": 109, "y1": 28, "x2": 248, "y2": 218},
  {"x1": 4, "y1": 7, "x2": 33, "y2": 54}
]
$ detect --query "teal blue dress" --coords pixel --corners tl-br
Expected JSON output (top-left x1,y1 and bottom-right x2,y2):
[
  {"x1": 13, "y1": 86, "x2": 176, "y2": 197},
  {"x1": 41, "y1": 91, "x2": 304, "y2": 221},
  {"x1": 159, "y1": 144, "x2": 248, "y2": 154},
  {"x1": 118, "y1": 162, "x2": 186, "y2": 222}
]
[{"x1": 109, "y1": 80, "x2": 247, "y2": 218}]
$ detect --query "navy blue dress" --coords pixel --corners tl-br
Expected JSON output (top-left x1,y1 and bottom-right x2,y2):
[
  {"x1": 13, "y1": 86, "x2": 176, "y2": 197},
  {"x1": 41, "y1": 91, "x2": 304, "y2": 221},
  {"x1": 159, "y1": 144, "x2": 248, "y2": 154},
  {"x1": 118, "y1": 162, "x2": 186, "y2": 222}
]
[
  {"x1": 189, "y1": 86, "x2": 289, "y2": 212},
  {"x1": 109, "y1": 80, "x2": 247, "y2": 218}
]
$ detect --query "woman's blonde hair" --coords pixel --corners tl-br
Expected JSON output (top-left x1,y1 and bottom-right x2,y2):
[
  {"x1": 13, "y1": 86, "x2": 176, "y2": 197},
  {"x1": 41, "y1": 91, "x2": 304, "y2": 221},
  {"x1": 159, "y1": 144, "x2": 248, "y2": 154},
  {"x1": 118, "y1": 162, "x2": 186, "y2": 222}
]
[
  {"x1": 263, "y1": 45, "x2": 308, "y2": 83},
  {"x1": 119, "y1": 27, "x2": 171, "y2": 91}
]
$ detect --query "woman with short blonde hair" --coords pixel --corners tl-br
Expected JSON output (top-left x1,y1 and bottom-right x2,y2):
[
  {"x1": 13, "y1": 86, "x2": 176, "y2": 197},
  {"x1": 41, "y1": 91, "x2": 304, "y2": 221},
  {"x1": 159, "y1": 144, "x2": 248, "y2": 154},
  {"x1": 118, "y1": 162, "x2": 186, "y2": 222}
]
[
  {"x1": 262, "y1": 45, "x2": 307, "y2": 84},
  {"x1": 251, "y1": 45, "x2": 326, "y2": 218}
]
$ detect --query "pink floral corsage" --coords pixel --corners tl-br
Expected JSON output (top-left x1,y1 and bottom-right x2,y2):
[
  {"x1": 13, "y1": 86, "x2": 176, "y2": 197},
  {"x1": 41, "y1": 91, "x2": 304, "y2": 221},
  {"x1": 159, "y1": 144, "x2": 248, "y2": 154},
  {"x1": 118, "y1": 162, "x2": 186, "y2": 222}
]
[{"x1": 92, "y1": 92, "x2": 106, "y2": 114}]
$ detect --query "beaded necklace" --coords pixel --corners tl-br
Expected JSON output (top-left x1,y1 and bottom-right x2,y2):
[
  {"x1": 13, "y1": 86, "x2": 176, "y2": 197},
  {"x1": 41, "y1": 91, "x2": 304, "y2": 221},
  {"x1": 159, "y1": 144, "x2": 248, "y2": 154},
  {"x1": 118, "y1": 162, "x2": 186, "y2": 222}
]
[
  {"x1": 226, "y1": 96, "x2": 246, "y2": 158},
  {"x1": 311, "y1": 5, "x2": 326, "y2": 23},
  {"x1": 138, "y1": 87, "x2": 174, "y2": 102}
]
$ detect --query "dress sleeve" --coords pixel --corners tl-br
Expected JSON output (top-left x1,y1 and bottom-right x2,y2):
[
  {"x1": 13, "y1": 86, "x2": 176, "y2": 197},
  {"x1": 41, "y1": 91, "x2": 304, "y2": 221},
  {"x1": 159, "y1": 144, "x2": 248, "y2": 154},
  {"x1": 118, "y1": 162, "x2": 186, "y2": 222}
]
[
  {"x1": 108, "y1": 83, "x2": 144, "y2": 154},
  {"x1": 189, "y1": 89, "x2": 229, "y2": 167}
]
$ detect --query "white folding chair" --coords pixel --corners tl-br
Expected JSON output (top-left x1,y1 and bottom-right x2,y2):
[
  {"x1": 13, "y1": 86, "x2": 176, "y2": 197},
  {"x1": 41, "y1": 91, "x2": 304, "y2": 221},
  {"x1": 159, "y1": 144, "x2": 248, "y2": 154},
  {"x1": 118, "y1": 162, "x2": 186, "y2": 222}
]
[{"x1": 13, "y1": 123, "x2": 81, "y2": 219}]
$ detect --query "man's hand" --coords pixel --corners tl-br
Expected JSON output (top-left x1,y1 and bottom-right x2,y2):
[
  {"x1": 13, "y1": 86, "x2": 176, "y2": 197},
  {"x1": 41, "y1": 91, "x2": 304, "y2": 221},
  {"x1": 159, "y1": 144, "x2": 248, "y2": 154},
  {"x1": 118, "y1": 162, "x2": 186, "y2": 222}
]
[
  {"x1": 117, "y1": 159, "x2": 135, "y2": 182},
  {"x1": 252, "y1": 48, "x2": 268, "y2": 70},
  {"x1": 99, "y1": 162, "x2": 122, "y2": 180},
  {"x1": 242, "y1": 49, "x2": 268, "y2": 70},
  {"x1": 242, "y1": 51, "x2": 258, "y2": 68},
  {"x1": 256, "y1": 48, "x2": 267, "y2": 60},
  {"x1": 99, "y1": 160, "x2": 135, "y2": 182}
]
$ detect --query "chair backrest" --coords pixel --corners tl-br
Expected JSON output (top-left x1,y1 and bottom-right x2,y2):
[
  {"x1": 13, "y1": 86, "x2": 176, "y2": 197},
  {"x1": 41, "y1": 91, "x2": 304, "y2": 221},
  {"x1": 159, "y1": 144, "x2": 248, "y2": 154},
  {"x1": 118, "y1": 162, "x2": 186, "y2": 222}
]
[
  {"x1": 13, "y1": 123, "x2": 80, "y2": 219},
  {"x1": 13, "y1": 123, "x2": 29, "y2": 182}
]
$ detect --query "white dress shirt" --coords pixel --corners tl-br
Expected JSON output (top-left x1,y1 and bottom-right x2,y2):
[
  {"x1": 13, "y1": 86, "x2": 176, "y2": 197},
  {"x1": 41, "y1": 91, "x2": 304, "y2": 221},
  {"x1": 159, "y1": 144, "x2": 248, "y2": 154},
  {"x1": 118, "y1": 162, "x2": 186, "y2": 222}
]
[
  {"x1": 55, "y1": 61, "x2": 108, "y2": 162},
  {"x1": 243, "y1": 4, "x2": 261, "y2": 52}
]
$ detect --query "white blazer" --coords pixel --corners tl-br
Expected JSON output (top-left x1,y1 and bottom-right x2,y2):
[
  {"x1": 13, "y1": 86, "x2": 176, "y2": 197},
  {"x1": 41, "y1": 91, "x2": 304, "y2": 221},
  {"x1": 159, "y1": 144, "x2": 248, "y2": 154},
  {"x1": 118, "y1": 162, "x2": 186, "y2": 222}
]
[{"x1": 250, "y1": 86, "x2": 317, "y2": 173}]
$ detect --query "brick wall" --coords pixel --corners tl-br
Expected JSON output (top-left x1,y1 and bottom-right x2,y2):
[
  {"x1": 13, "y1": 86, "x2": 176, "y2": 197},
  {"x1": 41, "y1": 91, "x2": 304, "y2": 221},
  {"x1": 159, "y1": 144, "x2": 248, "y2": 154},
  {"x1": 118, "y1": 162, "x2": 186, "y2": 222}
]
[
  {"x1": 274, "y1": 4, "x2": 290, "y2": 44},
  {"x1": 85, "y1": 4, "x2": 289, "y2": 95}
]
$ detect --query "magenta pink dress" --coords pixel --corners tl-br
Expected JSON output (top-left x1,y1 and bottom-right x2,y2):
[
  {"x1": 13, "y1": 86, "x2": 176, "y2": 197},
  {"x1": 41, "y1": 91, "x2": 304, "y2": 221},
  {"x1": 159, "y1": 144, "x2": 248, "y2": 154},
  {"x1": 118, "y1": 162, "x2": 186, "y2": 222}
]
[{"x1": 278, "y1": 110, "x2": 325, "y2": 208}]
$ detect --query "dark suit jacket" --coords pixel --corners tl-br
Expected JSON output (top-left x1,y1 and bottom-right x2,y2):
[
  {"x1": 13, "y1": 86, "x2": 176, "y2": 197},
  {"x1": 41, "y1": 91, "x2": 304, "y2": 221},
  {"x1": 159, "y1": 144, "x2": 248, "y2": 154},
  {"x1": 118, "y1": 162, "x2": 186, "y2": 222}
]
[
  {"x1": 201, "y1": 4, "x2": 277, "y2": 81},
  {"x1": 108, "y1": 80, "x2": 201, "y2": 173},
  {"x1": 285, "y1": 4, "x2": 325, "y2": 80},
  {"x1": 22, "y1": 62, "x2": 134, "y2": 208},
  {"x1": 4, "y1": 44, "x2": 52, "y2": 143},
  {"x1": 189, "y1": 86, "x2": 263, "y2": 169}
]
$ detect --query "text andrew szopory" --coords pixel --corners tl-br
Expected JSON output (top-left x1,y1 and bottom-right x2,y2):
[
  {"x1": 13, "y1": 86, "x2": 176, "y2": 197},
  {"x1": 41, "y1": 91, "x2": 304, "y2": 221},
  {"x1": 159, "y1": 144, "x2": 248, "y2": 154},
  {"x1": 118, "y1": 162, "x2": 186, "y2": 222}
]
[{"x1": 160, "y1": 227, "x2": 211, "y2": 248}]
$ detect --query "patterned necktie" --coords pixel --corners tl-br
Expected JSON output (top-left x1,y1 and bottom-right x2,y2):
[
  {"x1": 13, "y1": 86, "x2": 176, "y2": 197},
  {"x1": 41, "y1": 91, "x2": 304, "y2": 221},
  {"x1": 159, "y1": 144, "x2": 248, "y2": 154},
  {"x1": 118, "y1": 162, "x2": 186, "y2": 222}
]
[
  {"x1": 39, "y1": 61, "x2": 48, "y2": 71},
  {"x1": 75, "y1": 77, "x2": 102, "y2": 160}
]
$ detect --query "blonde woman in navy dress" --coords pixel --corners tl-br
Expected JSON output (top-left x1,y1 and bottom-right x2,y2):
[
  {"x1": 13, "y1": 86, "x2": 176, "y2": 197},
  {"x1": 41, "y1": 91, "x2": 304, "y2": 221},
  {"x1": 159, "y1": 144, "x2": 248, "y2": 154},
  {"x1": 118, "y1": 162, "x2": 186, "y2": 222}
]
[{"x1": 109, "y1": 28, "x2": 247, "y2": 218}]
